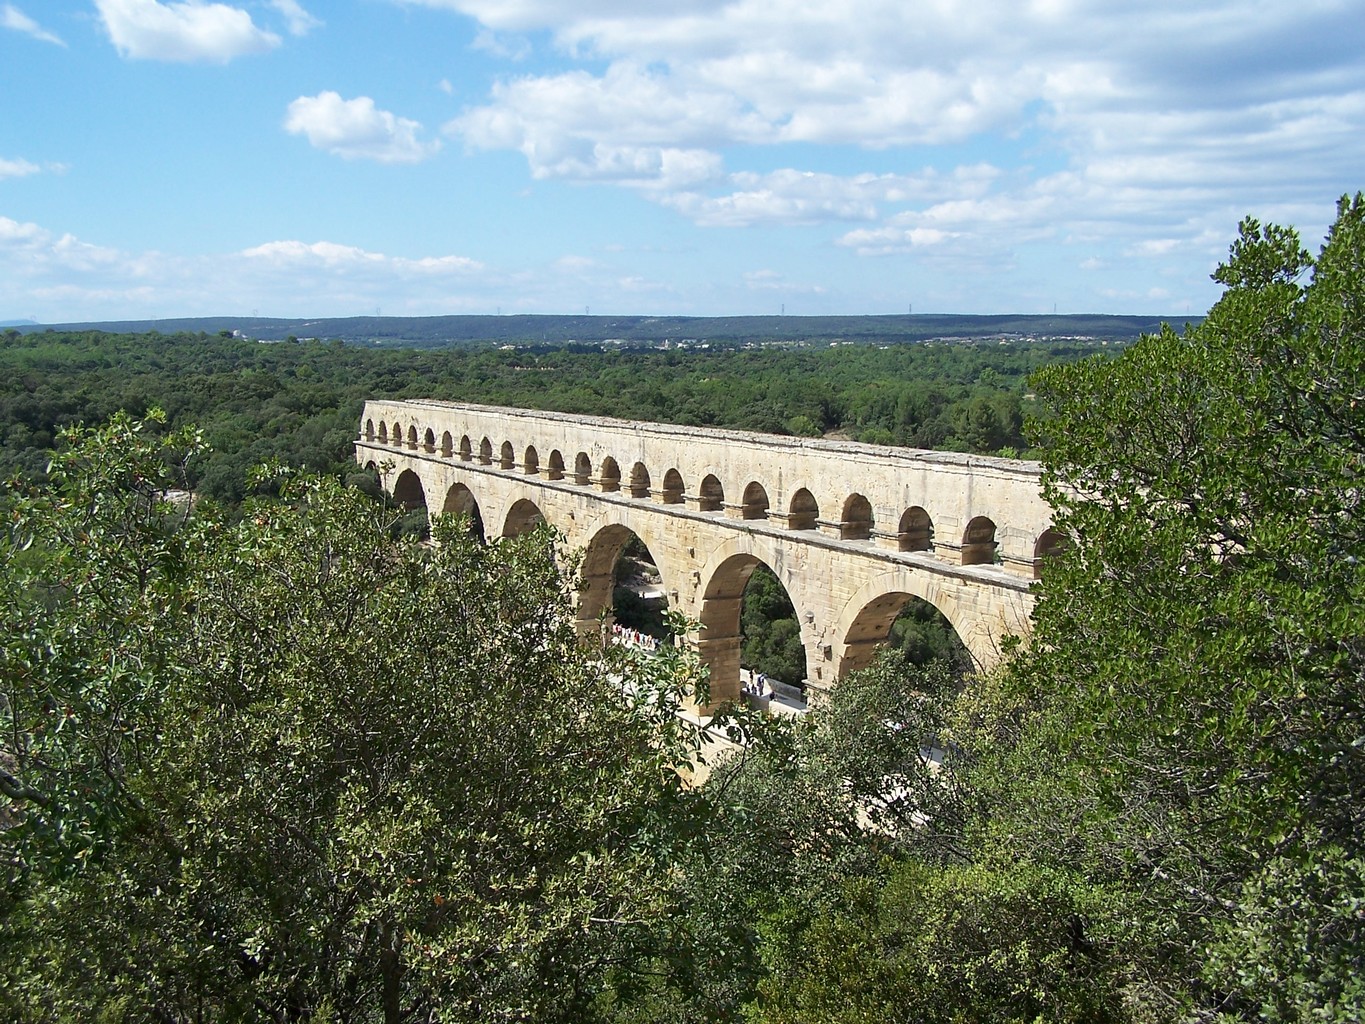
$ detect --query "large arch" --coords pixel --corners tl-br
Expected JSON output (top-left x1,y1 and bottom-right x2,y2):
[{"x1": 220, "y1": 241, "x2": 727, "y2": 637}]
[
  {"x1": 836, "y1": 590, "x2": 970, "y2": 680},
  {"x1": 832, "y1": 573, "x2": 996, "y2": 680},
  {"x1": 577, "y1": 521, "x2": 675, "y2": 639},
  {"x1": 696, "y1": 542, "x2": 813, "y2": 708},
  {"x1": 392, "y1": 468, "x2": 426, "y2": 511},
  {"x1": 503, "y1": 498, "x2": 547, "y2": 539},
  {"x1": 441, "y1": 482, "x2": 486, "y2": 542}
]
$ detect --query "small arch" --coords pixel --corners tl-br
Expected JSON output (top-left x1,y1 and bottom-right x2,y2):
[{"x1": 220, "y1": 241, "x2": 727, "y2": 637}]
[
  {"x1": 547, "y1": 450, "x2": 565, "y2": 481},
  {"x1": 660, "y1": 469, "x2": 685, "y2": 504},
  {"x1": 423, "y1": 428, "x2": 436, "y2": 454},
  {"x1": 503, "y1": 498, "x2": 547, "y2": 538},
  {"x1": 441, "y1": 482, "x2": 485, "y2": 543},
  {"x1": 500, "y1": 441, "x2": 515, "y2": 470},
  {"x1": 523, "y1": 445, "x2": 540, "y2": 475},
  {"x1": 898, "y1": 506, "x2": 933, "y2": 552},
  {"x1": 741, "y1": 481, "x2": 769, "y2": 521},
  {"x1": 629, "y1": 462, "x2": 651, "y2": 499},
  {"x1": 390, "y1": 421, "x2": 402, "y2": 446},
  {"x1": 574, "y1": 452, "x2": 592, "y2": 486},
  {"x1": 458, "y1": 435, "x2": 472, "y2": 461},
  {"x1": 406, "y1": 425, "x2": 419, "y2": 450},
  {"x1": 962, "y1": 516, "x2": 998, "y2": 566},
  {"x1": 1033, "y1": 527, "x2": 1068, "y2": 578},
  {"x1": 440, "y1": 431, "x2": 454, "y2": 458},
  {"x1": 364, "y1": 418, "x2": 375, "y2": 441},
  {"x1": 599, "y1": 456, "x2": 621, "y2": 492},
  {"x1": 840, "y1": 493, "x2": 873, "y2": 541},
  {"x1": 787, "y1": 488, "x2": 819, "y2": 530},
  {"x1": 478, "y1": 437, "x2": 493, "y2": 465},
  {"x1": 698, "y1": 474, "x2": 724, "y2": 512},
  {"x1": 377, "y1": 422, "x2": 389, "y2": 443}
]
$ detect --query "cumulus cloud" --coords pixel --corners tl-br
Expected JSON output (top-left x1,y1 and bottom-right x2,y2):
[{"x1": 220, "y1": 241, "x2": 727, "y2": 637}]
[
  {"x1": 0, "y1": 216, "x2": 498, "y2": 322},
  {"x1": 2, "y1": 4, "x2": 66, "y2": 46},
  {"x1": 96, "y1": 0, "x2": 280, "y2": 63},
  {"x1": 423, "y1": 0, "x2": 1365, "y2": 278},
  {"x1": 284, "y1": 92, "x2": 442, "y2": 164},
  {"x1": 266, "y1": 0, "x2": 320, "y2": 37},
  {"x1": 0, "y1": 157, "x2": 42, "y2": 180}
]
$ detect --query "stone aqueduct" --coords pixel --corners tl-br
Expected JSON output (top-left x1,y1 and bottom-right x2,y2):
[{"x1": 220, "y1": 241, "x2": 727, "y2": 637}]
[{"x1": 356, "y1": 399, "x2": 1061, "y2": 707}]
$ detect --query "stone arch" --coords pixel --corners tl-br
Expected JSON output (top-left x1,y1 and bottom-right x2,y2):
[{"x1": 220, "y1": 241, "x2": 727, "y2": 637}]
[
  {"x1": 392, "y1": 468, "x2": 426, "y2": 511},
  {"x1": 574, "y1": 452, "x2": 592, "y2": 485},
  {"x1": 836, "y1": 590, "x2": 970, "y2": 680},
  {"x1": 788, "y1": 488, "x2": 818, "y2": 530},
  {"x1": 390, "y1": 421, "x2": 402, "y2": 445},
  {"x1": 503, "y1": 498, "x2": 547, "y2": 538},
  {"x1": 660, "y1": 468, "x2": 684, "y2": 504},
  {"x1": 840, "y1": 493, "x2": 873, "y2": 541},
  {"x1": 741, "y1": 481, "x2": 769, "y2": 521},
  {"x1": 898, "y1": 506, "x2": 933, "y2": 552},
  {"x1": 599, "y1": 456, "x2": 622, "y2": 492},
  {"x1": 423, "y1": 428, "x2": 436, "y2": 453},
  {"x1": 962, "y1": 516, "x2": 998, "y2": 566},
  {"x1": 697, "y1": 548, "x2": 808, "y2": 707},
  {"x1": 832, "y1": 574, "x2": 983, "y2": 681},
  {"x1": 576, "y1": 520, "x2": 678, "y2": 637},
  {"x1": 458, "y1": 435, "x2": 472, "y2": 461},
  {"x1": 1033, "y1": 527, "x2": 1068, "y2": 578},
  {"x1": 441, "y1": 482, "x2": 485, "y2": 542},
  {"x1": 364, "y1": 418, "x2": 375, "y2": 441},
  {"x1": 407, "y1": 425, "x2": 419, "y2": 450},
  {"x1": 697, "y1": 474, "x2": 724, "y2": 512},
  {"x1": 377, "y1": 422, "x2": 389, "y2": 443},
  {"x1": 440, "y1": 431, "x2": 454, "y2": 458},
  {"x1": 628, "y1": 461, "x2": 651, "y2": 499},
  {"x1": 499, "y1": 440, "x2": 515, "y2": 470},
  {"x1": 523, "y1": 445, "x2": 540, "y2": 475},
  {"x1": 478, "y1": 437, "x2": 493, "y2": 465},
  {"x1": 547, "y1": 450, "x2": 565, "y2": 481}
]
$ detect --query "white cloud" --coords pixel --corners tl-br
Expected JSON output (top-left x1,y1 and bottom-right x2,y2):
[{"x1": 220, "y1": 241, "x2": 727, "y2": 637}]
[
  {"x1": 96, "y1": 0, "x2": 280, "y2": 63},
  {"x1": 471, "y1": 27, "x2": 530, "y2": 60},
  {"x1": 284, "y1": 92, "x2": 442, "y2": 164},
  {"x1": 0, "y1": 157, "x2": 42, "y2": 180},
  {"x1": 242, "y1": 239, "x2": 481, "y2": 274},
  {"x1": 2, "y1": 4, "x2": 66, "y2": 46},
  {"x1": 266, "y1": 0, "x2": 320, "y2": 37}
]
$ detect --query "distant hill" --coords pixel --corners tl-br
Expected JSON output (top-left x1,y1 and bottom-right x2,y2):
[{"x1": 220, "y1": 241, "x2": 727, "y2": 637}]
[
  {"x1": 8, "y1": 312, "x2": 1192, "y2": 348},
  {"x1": 0, "y1": 319, "x2": 38, "y2": 327}
]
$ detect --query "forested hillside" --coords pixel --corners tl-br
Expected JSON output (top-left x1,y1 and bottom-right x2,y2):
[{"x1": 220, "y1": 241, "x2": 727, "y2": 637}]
[{"x1": 0, "y1": 328, "x2": 1104, "y2": 503}]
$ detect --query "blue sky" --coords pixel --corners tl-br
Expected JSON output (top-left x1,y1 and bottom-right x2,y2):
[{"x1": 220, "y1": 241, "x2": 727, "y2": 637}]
[{"x1": 2, "y1": 0, "x2": 1363, "y2": 322}]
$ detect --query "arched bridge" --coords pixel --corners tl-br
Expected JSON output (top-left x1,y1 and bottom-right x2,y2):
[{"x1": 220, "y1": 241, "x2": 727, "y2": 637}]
[{"x1": 356, "y1": 400, "x2": 1060, "y2": 707}]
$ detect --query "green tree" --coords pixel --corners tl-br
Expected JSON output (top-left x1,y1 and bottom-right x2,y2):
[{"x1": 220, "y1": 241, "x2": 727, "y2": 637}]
[
  {"x1": 1, "y1": 414, "x2": 717, "y2": 1022},
  {"x1": 989, "y1": 194, "x2": 1365, "y2": 1020}
]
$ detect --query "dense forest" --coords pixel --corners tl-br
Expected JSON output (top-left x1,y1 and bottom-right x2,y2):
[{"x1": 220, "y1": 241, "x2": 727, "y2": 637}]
[
  {"x1": 0, "y1": 327, "x2": 1109, "y2": 502},
  {"x1": 4, "y1": 196, "x2": 1364, "y2": 1022}
]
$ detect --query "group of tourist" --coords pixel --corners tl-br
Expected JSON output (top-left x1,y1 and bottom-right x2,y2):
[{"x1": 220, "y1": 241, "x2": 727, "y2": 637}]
[{"x1": 608, "y1": 622, "x2": 661, "y2": 653}]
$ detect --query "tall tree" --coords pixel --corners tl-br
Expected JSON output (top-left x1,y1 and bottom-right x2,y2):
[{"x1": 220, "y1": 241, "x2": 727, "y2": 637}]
[{"x1": 1, "y1": 414, "x2": 716, "y2": 1022}]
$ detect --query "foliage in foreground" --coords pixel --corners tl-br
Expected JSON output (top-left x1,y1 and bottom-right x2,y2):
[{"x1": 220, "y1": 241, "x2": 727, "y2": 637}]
[{"x1": 0, "y1": 414, "x2": 717, "y2": 1022}]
